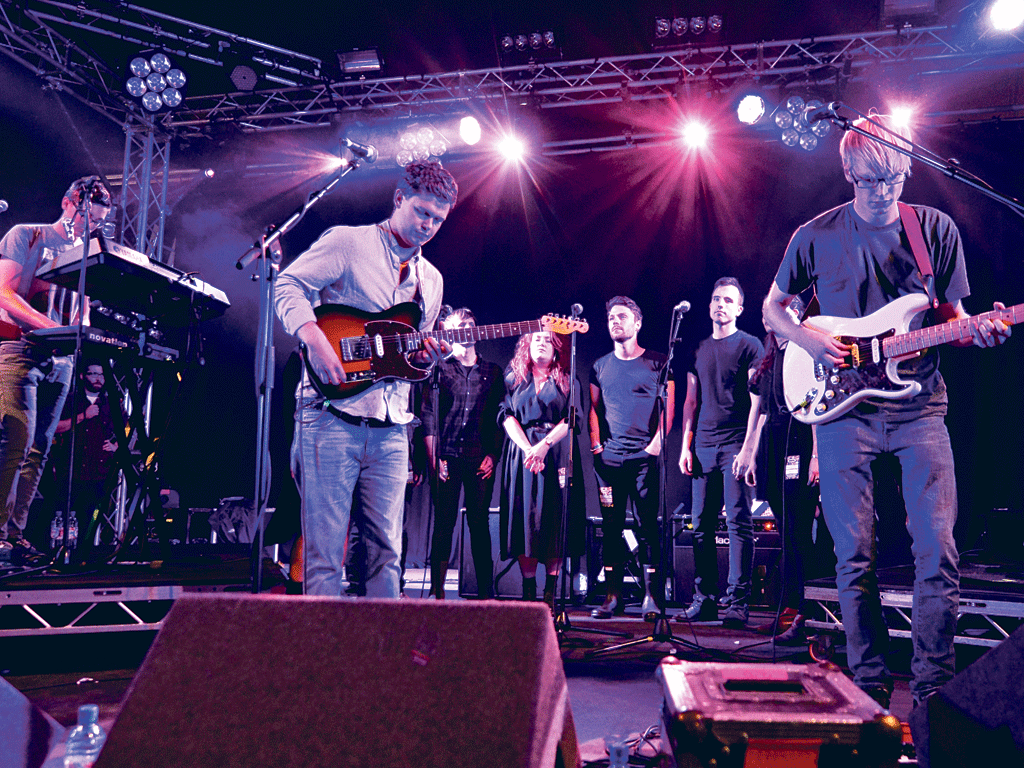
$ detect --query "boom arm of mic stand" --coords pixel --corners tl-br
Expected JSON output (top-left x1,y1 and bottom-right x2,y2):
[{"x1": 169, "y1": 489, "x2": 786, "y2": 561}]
[{"x1": 236, "y1": 162, "x2": 358, "y2": 270}]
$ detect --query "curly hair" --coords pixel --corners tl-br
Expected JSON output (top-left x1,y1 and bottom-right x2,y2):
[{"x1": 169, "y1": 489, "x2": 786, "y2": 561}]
[
  {"x1": 63, "y1": 176, "x2": 112, "y2": 208},
  {"x1": 508, "y1": 332, "x2": 570, "y2": 394},
  {"x1": 399, "y1": 160, "x2": 458, "y2": 208}
]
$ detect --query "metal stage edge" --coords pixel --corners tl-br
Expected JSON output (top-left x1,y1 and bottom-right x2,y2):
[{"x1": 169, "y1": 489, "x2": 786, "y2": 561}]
[{"x1": 804, "y1": 578, "x2": 1024, "y2": 650}]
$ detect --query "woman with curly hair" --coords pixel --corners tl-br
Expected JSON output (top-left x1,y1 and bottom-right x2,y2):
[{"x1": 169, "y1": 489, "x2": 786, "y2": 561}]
[{"x1": 498, "y1": 330, "x2": 584, "y2": 609}]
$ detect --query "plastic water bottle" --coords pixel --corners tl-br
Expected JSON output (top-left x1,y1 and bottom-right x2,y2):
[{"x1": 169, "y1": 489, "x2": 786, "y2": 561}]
[
  {"x1": 68, "y1": 514, "x2": 79, "y2": 550},
  {"x1": 50, "y1": 511, "x2": 64, "y2": 549},
  {"x1": 64, "y1": 704, "x2": 106, "y2": 768}
]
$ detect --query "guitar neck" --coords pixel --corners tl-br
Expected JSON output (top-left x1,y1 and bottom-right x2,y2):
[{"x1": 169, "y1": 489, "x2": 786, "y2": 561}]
[
  {"x1": 400, "y1": 319, "x2": 546, "y2": 351},
  {"x1": 883, "y1": 303, "x2": 1024, "y2": 357}
]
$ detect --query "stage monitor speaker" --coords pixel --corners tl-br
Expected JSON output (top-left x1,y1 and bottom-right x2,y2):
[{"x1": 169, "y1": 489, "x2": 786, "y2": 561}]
[
  {"x1": 0, "y1": 675, "x2": 64, "y2": 768},
  {"x1": 95, "y1": 593, "x2": 580, "y2": 768},
  {"x1": 908, "y1": 625, "x2": 1024, "y2": 768}
]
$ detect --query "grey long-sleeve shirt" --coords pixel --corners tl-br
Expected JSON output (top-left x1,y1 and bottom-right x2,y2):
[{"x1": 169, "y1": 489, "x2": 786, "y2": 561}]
[{"x1": 275, "y1": 221, "x2": 443, "y2": 424}]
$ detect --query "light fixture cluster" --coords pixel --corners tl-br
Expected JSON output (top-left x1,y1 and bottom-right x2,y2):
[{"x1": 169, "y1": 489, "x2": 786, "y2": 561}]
[
  {"x1": 654, "y1": 14, "x2": 723, "y2": 39},
  {"x1": 500, "y1": 31, "x2": 557, "y2": 54},
  {"x1": 774, "y1": 96, "x2": 832, "y2": 151},
  {"x1": 395, "y1": 125, "x2": 448, "y2": 167},
  {"x1": 125, "y1": 52, "x2": 187, "y2": 112}
]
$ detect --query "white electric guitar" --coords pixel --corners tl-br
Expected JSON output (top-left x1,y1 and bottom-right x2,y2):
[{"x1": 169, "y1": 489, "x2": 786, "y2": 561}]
[{"x1": 783, "y1": 293, "x2": 1021, "y2": 425}]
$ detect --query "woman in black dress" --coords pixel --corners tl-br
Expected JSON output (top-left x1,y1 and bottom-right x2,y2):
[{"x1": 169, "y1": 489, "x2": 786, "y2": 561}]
[{"x1": 498, "y1": 330, "x2": 582, "y2": 608}]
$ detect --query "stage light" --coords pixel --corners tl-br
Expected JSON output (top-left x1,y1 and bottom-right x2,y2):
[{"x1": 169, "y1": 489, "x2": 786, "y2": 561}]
[
  {"x1": 774, "y1": 110, "x2": 794, "y2": 129},
  {"x1": 500, "y1": 35, "x2": 514, "y2": 52},
  {"x1": 515, "y1": 34, "x2": 528, "y2": 51},
  {"x1": 460, "y1": 116, "x2": 482, "y2": 145},
  {"x1": 680, "y1": 120, "x2": 709, "y2": 149},
  {"x1": 498, "y1": 135, "x2": 526, "y2": 162},
  {"x1": 528, "y1": 32, "x2": 543, "y2": 50},
  {"x1": 230, "y1": 65, "x2": 258, "y2": 91},
  {"x1": 690, "y1": 16, "x2": 707, "y2": 35},
  {"x1": 542, "y1": 31, "x2": 556, "y2": 48},
  {"x1": 736, "y1": 94, "x2": 767, "y2": 125},
  {"x1": 672, "y1": 17, "x2": 688, "y2": 36},
  {"x1": 708, "y1": 14, "x2": 723, "y2": 33},
  {"x1": 336, "y1": 48, "x2": 383, "y2": 78},
  {"x1": 799, "y1": 133, "x2": 818, "y2": 151},
  {"x1": 124, "y1": 51, "x2": 187, "y2": 113},
  {"x1": 781, "y1": 128, "x2": 799, "y2": 147},
  {"x1": 204, "y1": 168, "x2": 215, "y2": 178},
  {"x1": 891, "y1": 105, "x2": 915, "y2": 128},
  {"x1": 989, "y1": 0, "x2": 1024, "y2": 31},
  {"x1": 655, "y1": 17, "x2": 670, "y2": 37}
]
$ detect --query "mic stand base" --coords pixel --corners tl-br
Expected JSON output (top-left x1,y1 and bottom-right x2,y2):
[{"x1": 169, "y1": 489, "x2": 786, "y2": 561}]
[{"x1": 584, "y1": 612, "x2": 703, "y2": 658}]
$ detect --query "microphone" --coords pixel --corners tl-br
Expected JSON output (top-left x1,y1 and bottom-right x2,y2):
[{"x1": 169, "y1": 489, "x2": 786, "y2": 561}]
[
  {"x1": 674, "y1": 300, "x2": 691, "y2": 314},
  {"x1": 804, "y1": 102, "x2": 837, "y2": 125},
  {"x1": 342, "y1": 137, "x2": 378, "y2": 164},
  {"x1": 570, "y1": 303, "x2": 583, "y2": 317},
  {"x1": 0, "y1": 200, "x2": 7, "y2": 213}
]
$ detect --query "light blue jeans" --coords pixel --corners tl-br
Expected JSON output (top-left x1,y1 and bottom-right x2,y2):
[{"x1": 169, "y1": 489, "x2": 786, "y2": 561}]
[
  {"x1": 293, "y1": 405, "x2": 408, "y2": 598},
  {"x1": 817, "y1": 412, "x2": 959, "y2": 701},
  {"x1": 0, "y1": 343, "x2": 73, "y2": 540}
]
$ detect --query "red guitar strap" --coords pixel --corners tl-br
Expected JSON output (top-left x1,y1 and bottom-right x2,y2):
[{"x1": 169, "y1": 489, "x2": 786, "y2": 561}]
[{"x1": 898, "y1": 201, "x2": 939, "y2": 309}]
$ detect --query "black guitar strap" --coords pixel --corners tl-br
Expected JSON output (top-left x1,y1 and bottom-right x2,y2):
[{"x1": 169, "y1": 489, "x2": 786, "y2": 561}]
[{"x1": 898, "y1": 201, "x2": 939, "y2": 309}]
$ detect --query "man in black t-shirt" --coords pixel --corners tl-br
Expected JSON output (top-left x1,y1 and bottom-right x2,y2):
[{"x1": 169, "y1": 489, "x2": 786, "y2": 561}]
[
  {"x1": 589, "y1": 296, "x2": 674, "y2": 621},
  {"x1": 677, "y1": 277, "x2": 763, "y2": 627},
  {"x1": 763, "y1": 115, "x2": 1009, "y2": 709}
]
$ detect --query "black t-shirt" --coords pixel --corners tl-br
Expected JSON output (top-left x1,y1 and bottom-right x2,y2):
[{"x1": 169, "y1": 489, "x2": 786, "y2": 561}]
[
  {"x1": 590, "y1": 349, "x2": 672, "y2": 461},
  {"x1": 691, "y1": 330, "x2": 764, "y2": 448},
  {"x1": 774, "y1": 201, "x2": 969, "y2": 418}
]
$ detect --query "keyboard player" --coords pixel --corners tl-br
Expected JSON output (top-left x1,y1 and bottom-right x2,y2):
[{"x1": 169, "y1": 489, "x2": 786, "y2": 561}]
[{"x1": 0, "y1": 176, "x2": 112, "y2": 565}]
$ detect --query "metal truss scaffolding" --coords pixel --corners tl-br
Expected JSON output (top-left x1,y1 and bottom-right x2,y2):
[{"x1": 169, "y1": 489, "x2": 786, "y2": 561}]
[{"x1": 121, "y1": 125, "x2": 171, "y2": 259}]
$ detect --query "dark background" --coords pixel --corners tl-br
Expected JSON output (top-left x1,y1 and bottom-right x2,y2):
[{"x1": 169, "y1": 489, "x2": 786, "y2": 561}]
[{"x1": 1, "y1": 0, "x2": 1022, "y2": 555}]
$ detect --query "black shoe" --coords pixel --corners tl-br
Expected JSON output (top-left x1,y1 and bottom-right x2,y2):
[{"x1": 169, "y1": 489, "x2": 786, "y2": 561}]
[
  {"x1": 591, "y1": 595, "x2": 624, "y2": 619},
  {"x1": 861, "y1": 685, "x2": 893, "y2": 711},
  {"x1": 721, "y1": 603, "x2": 749, "y2": 629},
  {"x1": 10, "y1": 538, "x2": 47, "y2": 566},
  {"x1": 676, "y1": 596, "x2": 718, "y2": 622}
]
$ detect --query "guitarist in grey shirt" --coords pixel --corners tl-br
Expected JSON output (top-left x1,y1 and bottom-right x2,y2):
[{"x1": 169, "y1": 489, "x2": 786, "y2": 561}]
[
  {"x1": 763, "y1": 115, "x2": 1009, "y2": 710},
  {"x1": 274, "y1": 161, "x2": 455, "y2": 598}
]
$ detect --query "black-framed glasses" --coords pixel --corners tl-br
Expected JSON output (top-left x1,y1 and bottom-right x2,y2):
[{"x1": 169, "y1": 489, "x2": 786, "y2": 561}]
[{"x1": 851, "y1": 173, "x2": 907, "y2": 189}]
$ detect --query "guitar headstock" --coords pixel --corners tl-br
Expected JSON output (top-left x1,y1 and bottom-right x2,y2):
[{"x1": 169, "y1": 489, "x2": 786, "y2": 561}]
[{"x1": 540, "y1": 315, "x2": 589, "y2": 335}]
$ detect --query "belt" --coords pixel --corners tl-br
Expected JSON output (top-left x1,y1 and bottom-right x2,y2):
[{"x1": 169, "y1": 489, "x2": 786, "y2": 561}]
[{"x1": 319, "y1": 401, "x2": 392, "y2": 428}]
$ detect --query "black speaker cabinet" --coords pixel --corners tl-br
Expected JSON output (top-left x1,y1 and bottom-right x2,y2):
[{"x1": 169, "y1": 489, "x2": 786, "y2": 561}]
[
  {"x1": 458, "y1": 509, "x2": 528, "y2": 599},
  {"x1": 95, "y1": 593, "x2": 579, "y2": 768},
  {"x1": 908, "y1": 625, "x2": 1024, "y2": 768}
]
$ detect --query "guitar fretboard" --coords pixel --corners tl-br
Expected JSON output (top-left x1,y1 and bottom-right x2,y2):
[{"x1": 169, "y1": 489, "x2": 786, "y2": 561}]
[
  {"x1": 881, "y1": 303, "x2": 1024, "y2": 357},
  {"x1": 398, "y1": 319, "x2": 546, "y2": 352}
]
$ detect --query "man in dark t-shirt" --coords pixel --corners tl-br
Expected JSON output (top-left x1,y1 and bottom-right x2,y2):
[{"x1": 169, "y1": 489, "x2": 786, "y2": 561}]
[
  {"x1": 588, "y1": 296, "x2": 674, "y2": 621},
  {"x1": 677, "y1": 277, "x2": 764, "y2": 627},
  {"x1": 764, "y1": 115, "x2": 1009, "y2": 709}
]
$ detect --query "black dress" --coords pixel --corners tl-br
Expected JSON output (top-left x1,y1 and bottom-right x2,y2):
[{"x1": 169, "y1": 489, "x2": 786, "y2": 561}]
[{"x1": 498, "y1": 371, "x2": 585, "y2": 561}]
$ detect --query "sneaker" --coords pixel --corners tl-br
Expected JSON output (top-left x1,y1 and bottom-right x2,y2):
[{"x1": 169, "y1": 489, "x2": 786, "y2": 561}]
[
  {"x1": 10, "y1": 538, "x2": 47, "y2": 566},
  {"x1": 591, "y1": 595, "x2": 625, "y2": 619},
  {"x1": 0, "y1": 540, "x2": 12, "y2": 563},
  {"x1": 755, "y1": 607, "x2": 800, "y2": 636},
  {"x1": 675, "y1": 595, "x2": 718, "y2": 622},
  {"x1": 721, "y1": 602, "x2": 750, "y2": 629}
]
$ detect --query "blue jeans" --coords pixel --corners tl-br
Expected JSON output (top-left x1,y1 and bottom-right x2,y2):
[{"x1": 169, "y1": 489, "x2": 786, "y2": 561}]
[
  {"x1": 0, "y1": 343, "x2": 72, "y2": 540},
  {"x1": 292, "y1": 405, "x2": 408, "y2": 598},
  {"x1": 817, "y1": 412, "x2": 959, "y2": 700},
  {"x1": 690, "y1": 441, "x2": 754, "y2": 605}
]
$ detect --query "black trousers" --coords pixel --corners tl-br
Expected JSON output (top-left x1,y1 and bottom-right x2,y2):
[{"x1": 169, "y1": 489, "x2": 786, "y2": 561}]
[{"x1": 431, "y1": 455, "x2": 495, "y2": 596}]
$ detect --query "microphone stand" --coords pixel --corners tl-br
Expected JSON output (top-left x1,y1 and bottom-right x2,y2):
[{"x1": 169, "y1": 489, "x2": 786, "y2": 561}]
[
  {"x1": 823, "y1": 102, "x2": 1024, "y2": 218},
  {"x1": 554, "y1": 303, "x2": 630, "y2": 643},
  {"x1": 587, "y1": 303, "x2": 702, "y2": 657},
  {"x1": 244, "y1": 159, "x2": 363, "y2": 593}
]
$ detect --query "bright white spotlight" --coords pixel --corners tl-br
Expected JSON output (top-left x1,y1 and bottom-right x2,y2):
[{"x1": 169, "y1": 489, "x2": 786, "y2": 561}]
[
  {"x1": 498, "y1": 135, "x2": 526, "y2": 162},
  {"x1": 460, "y1": 116, "x2": 482, "y2": 145},
  {"x1": 736, "y1": 95, "x2": 766, "y2": 125},
  {"x1": 891, "y1": 105, "x2": 915, "y2": 129},
  {"x1": 680, "y1": 120, "x2": 709, "y2": 149},
  {"x1": 990, "y1": 0, "x2": 1024, "y2": 31}
]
